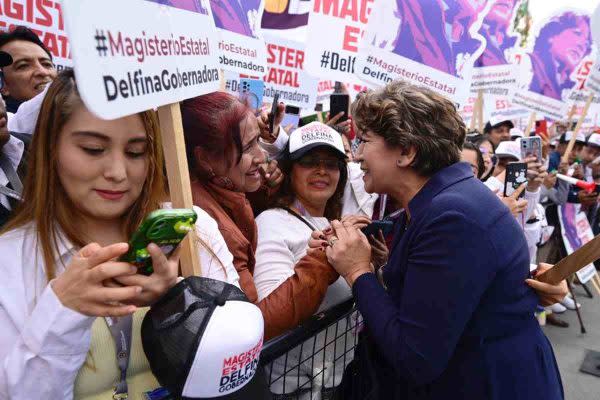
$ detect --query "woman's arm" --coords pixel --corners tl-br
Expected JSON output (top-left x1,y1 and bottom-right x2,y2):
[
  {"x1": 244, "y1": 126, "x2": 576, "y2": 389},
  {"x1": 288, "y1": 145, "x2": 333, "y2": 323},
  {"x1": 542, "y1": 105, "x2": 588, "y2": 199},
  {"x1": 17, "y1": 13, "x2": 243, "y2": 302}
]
[
  {"x1": 352, "y1": 211, "x2": 498, "y2": 386},
  {"x1": 253, "y1": 213, "x2": 339, "y2": 340},
  {"x1": 0, "y1": 283, "x2": 94, "y2": 399}
]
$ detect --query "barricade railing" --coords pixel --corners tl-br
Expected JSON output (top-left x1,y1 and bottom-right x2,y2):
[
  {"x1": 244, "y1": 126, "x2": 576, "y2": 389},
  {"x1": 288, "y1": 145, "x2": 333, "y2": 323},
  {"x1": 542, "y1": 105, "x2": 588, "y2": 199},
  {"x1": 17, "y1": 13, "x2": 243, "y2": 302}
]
[{"x1": 260, "y1": 298, "x2": 363, "y2": 400}]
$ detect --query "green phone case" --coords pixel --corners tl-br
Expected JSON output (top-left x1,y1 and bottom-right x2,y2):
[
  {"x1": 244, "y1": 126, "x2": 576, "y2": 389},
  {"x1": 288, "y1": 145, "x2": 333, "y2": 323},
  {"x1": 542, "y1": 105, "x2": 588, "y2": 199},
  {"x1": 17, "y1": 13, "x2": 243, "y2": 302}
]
[{"x1": 121, "y1": 208, "x2": 197, "y2": 275}]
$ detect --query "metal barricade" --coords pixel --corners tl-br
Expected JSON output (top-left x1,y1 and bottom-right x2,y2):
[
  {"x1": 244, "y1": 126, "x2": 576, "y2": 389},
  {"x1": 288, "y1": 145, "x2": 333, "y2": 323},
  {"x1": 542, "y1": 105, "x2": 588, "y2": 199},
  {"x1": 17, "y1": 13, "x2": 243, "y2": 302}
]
[{"x1": 260, "y1": 299, "x2": 363, "y2": 400}]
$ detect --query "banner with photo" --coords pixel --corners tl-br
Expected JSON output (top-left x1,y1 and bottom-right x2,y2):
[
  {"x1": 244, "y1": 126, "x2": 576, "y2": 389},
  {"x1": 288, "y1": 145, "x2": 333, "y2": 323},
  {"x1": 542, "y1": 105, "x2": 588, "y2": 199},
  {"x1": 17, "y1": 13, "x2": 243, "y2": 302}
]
[
  {"x1": 471, "y1": 0, "x2": 523, "y2": 97},
  {"x1": 304, "y1": 0, "x2": 374, "y2": 82},
  {"x1": 62, "y1": 0, "x2": 221, "y2": 119},
  {"x1": 209, "y1": 0, "x2": 267, "y2": 76},
  {"x1": 355, "y1": 0, "x2": 493, "y2": 106},
  {"x1": 559, "y1": 203, "x2": 599, "y2": 284},
  {"x1": 0, "y1": 0, "x2": 71, "y2": 71},
  {"x1": 511, "y1": 8, "x2": 593, "y2": 120}
]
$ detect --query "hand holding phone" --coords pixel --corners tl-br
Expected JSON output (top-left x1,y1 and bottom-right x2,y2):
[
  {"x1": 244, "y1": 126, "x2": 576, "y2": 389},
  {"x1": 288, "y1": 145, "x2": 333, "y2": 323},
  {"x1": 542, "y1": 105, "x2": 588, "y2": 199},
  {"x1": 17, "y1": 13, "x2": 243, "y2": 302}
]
[{"x1": 120, "y1": 209, "x2": 197, "y2": 275}]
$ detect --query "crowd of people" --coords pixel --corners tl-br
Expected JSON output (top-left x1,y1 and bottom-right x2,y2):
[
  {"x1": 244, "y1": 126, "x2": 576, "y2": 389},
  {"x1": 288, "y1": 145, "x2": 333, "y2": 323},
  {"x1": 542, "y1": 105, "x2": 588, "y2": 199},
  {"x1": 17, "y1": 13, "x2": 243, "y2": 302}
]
[{"x1": 0, "y1": 26, "x2": 593, "y2": 400}]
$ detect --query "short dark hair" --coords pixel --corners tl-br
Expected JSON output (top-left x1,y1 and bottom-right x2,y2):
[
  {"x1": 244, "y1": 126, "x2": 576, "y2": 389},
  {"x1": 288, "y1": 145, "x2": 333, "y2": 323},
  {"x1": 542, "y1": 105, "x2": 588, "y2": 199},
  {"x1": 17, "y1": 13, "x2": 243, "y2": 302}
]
[
  {"x1": 352, "y1": 80, "x2": 466, "y2": 176},
  {"x1": 0, "y1": 26, "x2": 52, "y2": 60},
  {"x1": 269, "y1": 144, "x2": 348, "y2": 221},
  {"x1": 462, "y1": 142, "x2": 485, "y2": 179}
]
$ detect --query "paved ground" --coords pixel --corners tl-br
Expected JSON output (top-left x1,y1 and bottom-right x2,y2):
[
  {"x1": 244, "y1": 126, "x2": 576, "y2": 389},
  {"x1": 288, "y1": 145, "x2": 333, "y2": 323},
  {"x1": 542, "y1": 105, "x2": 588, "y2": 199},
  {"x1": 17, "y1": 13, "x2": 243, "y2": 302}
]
[{"x1": 543, "y1": 283, "x2": 600, "y2": 400}]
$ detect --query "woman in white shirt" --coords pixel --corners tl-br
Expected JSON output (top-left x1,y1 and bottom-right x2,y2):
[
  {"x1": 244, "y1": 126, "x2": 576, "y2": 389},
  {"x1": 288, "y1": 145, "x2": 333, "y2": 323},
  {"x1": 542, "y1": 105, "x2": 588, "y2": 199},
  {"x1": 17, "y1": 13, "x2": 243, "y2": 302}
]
[
  {"x1": 0, "y1": 70, "x2": 239, "y2": 399},
  {"x1": 253, "y1": 122, "x2": 383, "y2": 399}
]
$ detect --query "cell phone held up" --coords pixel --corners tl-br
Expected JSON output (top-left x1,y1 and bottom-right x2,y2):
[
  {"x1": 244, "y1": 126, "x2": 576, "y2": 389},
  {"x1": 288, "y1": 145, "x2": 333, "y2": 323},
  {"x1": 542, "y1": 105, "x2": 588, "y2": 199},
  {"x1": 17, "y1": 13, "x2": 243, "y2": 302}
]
[
  {"x1": 269, "y1": 92, "x2": 280, "y2": 134},
  {"x1": 504, "y1": 162, "x2": 528, "y2": 198},
  {"x1": 361, "y1": 220, "x2": 395, "y2": 237},
  {"x1": 520, "y1": 136, "x2": 542, "y2": 162},
  {"x1": 330, "y1": 93, "x2": 350, "y2": 123},
  {"x1": 120, "y1": 208, "x2": 197, "y2": 276}
]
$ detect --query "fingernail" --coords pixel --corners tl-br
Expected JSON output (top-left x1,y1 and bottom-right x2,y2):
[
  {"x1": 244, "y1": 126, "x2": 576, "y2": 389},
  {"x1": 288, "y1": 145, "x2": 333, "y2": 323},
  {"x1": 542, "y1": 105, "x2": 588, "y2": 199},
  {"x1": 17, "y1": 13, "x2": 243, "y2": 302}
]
[
  {"x1": 130, "y1": 266, "x2": 137, "y2": 274},
  {"x1": 136, "y1": 286, "x2": 142, "y2": 293}
]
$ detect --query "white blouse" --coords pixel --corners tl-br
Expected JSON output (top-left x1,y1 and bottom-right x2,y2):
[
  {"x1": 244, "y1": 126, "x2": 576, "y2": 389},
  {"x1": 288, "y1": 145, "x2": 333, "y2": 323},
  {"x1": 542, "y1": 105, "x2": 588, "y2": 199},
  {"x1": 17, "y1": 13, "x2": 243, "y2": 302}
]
[{"x1": 0, "y1": 205, "x2": 239, "y2": 399}]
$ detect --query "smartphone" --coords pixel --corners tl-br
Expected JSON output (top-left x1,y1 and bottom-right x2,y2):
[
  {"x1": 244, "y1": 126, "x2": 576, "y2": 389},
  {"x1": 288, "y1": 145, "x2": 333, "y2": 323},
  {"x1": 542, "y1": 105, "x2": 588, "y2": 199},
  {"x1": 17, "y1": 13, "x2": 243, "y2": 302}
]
[
  {"x1": 120, "y1": 208, "x2": 197, "y2": 276},
  {"x1": 520, "y1": 136, "x2": 542, "y2": 162},
  {"x1": 330, "y1": 93, "x2": 350, "y2": 123},
  {"x1": 269, "y1": 92, "x2": 280, "y2": 133},
  {"x1": 535, "y1": 120, "x2": 548, "y2": 140},
  {"x1": 361, "y1": 220, "x2": 395, "y2": 237},
  {"x1": 504, "y1": 162, "x2": 528, "y2": 198},
  {"x1": 239, "y1": 78, "x2": 264, "y2": 110},
  {"x1": 281, "y1": 105, "x2": 301, "y2": 132}
]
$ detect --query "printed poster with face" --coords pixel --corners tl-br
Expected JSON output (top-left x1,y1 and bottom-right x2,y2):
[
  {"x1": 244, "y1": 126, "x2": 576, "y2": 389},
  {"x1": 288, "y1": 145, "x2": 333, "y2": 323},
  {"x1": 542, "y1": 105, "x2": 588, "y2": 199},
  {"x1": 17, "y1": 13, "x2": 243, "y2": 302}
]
[
  {"x1": 355, "y1": 0, "x2": 493, "y2": 106},
  {"x1": 62, "y1": 0, "x2": 221, "y2": 119},
  {"x1": 584, "y1": 2, "x2": 600, "y2": 94},
  {"x1": 209, "y1": 0, "x2": 268, "y2": 76},
  {"x1": 512, "y1": 8, "x2": 593, "y2": 120},
  {"x1": 471, "y1": 0, "x2": 522, "y2": 97},
  {"x1": 0, "y1": 0, "x2": 71, "y2": 71}
]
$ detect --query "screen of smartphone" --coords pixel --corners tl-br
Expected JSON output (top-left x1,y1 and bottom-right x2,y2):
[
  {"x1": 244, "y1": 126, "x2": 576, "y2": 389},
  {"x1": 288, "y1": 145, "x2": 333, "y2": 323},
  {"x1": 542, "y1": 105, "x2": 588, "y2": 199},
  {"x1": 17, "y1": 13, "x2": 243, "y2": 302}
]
[
  {"x1": 330, "y1": 94, "x2": 349, "y2": 122},
  {"x1": 504, "y1": 162, "x2": 528, "y2": 197}
]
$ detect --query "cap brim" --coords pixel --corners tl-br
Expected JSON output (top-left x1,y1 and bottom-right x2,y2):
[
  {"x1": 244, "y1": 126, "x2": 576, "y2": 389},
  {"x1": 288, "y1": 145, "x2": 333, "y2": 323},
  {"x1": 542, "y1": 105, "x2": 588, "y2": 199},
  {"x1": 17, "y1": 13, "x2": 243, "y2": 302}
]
[
  {"x1": 496, "y1": 154, "x2": 519, "y2": 161},
  {"x1": 290, "y1": 142, "x2": 346, "y2": 160},
  {"x1": 0, "y1": 51, "x2": 12, "y2": 67},
  {"x1": 184, "y1": 366, "x2": 272, "y2": 400}
]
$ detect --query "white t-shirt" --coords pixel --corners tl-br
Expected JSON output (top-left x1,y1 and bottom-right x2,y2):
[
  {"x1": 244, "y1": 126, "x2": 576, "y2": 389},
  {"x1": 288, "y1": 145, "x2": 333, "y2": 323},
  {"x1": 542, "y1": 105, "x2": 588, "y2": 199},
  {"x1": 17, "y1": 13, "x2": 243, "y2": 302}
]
[
  {"x1": 254, "y1": 208, "x2": 353, "y2": 397},
  {"x1": 0, "y1": 205, "x2": 239, "y2": 399}
]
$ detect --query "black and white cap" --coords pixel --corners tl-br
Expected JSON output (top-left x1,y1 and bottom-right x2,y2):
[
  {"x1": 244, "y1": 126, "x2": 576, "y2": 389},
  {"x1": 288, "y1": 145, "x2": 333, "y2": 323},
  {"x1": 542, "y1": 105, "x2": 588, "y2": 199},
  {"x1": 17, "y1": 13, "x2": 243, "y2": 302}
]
[
  {"x1": 288, "y1": 121, "x2": 346, "y2": 160},
  {"x1": 142, "y1": 277, "x2": 270, "y2": 399}
]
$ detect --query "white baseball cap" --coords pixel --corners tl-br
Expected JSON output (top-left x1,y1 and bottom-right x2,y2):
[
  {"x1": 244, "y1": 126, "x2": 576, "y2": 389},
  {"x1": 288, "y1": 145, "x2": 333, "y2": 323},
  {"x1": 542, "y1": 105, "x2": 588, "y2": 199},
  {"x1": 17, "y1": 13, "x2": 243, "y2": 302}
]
[
  {"x1": 142, "y1": 277, "x2": 268, "y2": 399},
  {"x1": 495, "y1": 140, "x2": 521, "y2": 161},
  {"x1": 587, "y1": 133, "x2": 600, "y2": 148},
  {"x1": 559, "y1": 131, "x2": 586, "y2": 144},
  {"x1": 510, "y1": 127, "x2": 524, "y2": 139},
  {"x1": 288, "y1": 121, "x2": 346, "y2": 160}
]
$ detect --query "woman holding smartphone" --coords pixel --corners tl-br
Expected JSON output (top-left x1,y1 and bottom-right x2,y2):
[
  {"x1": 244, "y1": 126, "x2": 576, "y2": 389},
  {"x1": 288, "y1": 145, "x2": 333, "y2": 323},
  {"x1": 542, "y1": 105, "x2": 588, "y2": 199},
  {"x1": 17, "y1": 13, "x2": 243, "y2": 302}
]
[{"x1": 0, "y1": 70, "x2": 239, "y2": 399}]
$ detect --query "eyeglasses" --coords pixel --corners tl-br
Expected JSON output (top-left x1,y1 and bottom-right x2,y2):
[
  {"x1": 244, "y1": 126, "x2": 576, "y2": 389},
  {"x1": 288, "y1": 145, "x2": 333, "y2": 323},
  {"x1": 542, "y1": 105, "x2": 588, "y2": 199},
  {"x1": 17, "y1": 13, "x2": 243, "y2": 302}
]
[{"x1": 297, "y1": 156, "x2": 344, "y2": 171}]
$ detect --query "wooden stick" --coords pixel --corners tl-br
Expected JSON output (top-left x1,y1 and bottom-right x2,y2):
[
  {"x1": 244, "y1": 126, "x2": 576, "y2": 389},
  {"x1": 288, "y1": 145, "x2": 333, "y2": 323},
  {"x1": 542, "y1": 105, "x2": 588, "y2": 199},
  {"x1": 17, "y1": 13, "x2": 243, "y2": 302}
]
[
  {"x1": 566, "y1": 103, "x2": 577, "y2": 128},
  {"x1": 562, "y1": 93, "x2": 594, "y2": 164},
  {"x1": 537, "y1": 234, "x2": 600, "y2": 285},
  {"x1": 219, "y1": 69, "x2": 226, "y2": 92},
  {"x1": 158, "y1": 103, "x2": 202, "y2": 278},
  {"x1": 476, "y1": 89, "x2": 484, "y2": 133},
  {"x1": 591, "y1": 275, "x2": 600, "y2": 296},
  {"x1": 524, "y1": 112, "x2": 536, "y2": 137}
]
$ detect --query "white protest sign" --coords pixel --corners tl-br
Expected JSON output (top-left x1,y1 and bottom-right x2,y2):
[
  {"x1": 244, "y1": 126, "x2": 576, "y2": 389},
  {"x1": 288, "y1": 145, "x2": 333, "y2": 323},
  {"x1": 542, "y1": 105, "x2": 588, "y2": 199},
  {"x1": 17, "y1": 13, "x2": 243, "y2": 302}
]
[
  {"x1": 220, "y1": 36, "x2": 318, "y2": 110},
  {"x1": 209, "y1": 0, "x2": 267, "y2": 76},
  {"x1": 61, "y1": 0, "x2": 221, "y2": 119},
  {"x1": 0, "y1": 0, "x2": 71, "y2": 71},
  {"x1": 304, "y1": 0, "x2": 373, "y2": 82},
  {"x1": 558, "y1": 203, "x2": 600, "y2": 284},
  {"x1": 355, "y1": 0, "x2": 492, "y2": 106},
  {"x1": 262, "y1": 35, "x2": 318, "y2": 109},
  {"x1": 461, "y1": 94, "x2": 529, "y2": 127}
]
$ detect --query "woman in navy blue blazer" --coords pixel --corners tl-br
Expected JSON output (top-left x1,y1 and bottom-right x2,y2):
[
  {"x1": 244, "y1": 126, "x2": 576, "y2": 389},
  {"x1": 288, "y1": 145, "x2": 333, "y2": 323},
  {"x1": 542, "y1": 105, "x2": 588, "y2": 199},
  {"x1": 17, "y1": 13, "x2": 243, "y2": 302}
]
[{"x1": 323, "y1": 81, "x2": 564, "y2": 399}]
